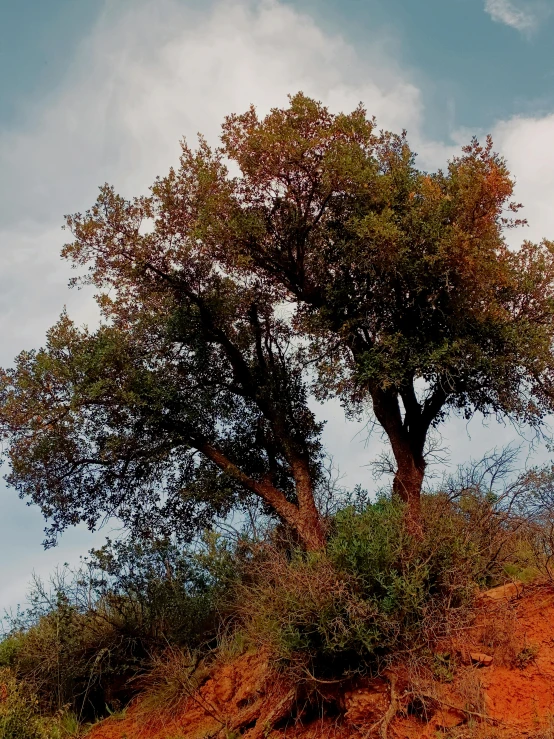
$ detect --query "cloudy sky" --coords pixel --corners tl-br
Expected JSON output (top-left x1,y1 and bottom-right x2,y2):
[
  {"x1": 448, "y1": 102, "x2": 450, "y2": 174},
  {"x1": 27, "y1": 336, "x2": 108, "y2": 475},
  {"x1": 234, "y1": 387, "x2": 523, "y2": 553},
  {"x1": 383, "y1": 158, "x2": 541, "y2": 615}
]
[{"x1": 1, "y1": 0, "x2": 554, "y2": 612}]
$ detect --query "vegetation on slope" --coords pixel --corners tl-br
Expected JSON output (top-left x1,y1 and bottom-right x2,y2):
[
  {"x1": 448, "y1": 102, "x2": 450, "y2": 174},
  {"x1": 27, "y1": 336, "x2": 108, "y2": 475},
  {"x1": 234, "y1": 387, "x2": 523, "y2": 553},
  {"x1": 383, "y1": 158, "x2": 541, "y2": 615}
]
[
  {"x1": 3, "y1": 450, "x2": 554, "y2": 735},
  {"x1": 1, "y1": 94, "x2": 554, "y2": 735}
]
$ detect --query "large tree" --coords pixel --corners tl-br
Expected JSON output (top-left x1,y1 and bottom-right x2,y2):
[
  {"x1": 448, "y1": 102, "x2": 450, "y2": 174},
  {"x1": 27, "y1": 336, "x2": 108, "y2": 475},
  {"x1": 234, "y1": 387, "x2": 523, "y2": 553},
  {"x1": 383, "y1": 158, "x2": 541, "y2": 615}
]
[
  {"x1": 1, "y1": 94, "x2": 554, "y2": 545},
  {"x1": 213, "y1": 95, "x2": 554, "y2": 521},
  {"x1": 0, "y1": 177, "x2": 325, "y2": 550}
]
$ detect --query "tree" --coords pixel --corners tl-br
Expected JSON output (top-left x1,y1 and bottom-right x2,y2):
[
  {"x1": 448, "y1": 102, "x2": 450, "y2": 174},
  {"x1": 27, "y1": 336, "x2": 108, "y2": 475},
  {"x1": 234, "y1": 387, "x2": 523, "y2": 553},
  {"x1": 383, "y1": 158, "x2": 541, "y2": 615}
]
[
  {"x1": 0, "y1": 173, "x2": 325, "y2": 550},
  {"x1": 213, "y1": 95, "x2": 554, "y2": 522},
  {"x1": 1, "y1": 94, "x2": 554, "y2": 544}
]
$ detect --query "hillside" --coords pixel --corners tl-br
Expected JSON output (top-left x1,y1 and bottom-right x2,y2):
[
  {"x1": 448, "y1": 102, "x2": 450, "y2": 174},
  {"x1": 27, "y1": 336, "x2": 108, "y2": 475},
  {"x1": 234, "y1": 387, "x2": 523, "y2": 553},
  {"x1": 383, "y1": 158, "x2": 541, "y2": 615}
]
[{"x1": 87, "y1": 581, "x2": 554, "y2": 739}]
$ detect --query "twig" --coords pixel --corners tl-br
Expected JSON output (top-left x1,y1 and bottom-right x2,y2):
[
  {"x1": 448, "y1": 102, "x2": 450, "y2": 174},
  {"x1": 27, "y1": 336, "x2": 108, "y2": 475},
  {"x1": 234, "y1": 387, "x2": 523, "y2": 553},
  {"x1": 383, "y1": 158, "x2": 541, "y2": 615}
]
[
  {"x1": 380, "y1": 674, "x2": 398, "y2": 739},
  {"x1": 302, "y1": 667, "x2": 345, "y2": 684},
  {"x1": 417, "y1": 691, "x2": 512, "y2": 728}
]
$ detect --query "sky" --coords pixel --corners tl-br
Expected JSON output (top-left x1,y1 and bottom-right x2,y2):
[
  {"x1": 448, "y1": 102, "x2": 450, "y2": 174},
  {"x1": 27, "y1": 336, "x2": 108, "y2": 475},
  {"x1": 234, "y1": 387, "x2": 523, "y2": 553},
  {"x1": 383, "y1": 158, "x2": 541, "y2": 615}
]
[{"x1": 1, "y1": 0, "x2": 554, "y2": 613}]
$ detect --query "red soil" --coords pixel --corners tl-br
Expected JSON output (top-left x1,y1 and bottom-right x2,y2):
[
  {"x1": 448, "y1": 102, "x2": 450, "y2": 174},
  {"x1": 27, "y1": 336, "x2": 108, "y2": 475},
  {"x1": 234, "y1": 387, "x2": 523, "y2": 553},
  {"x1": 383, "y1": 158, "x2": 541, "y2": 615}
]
[
  {"x1": 479, "y1": 585, "x2": 554, "y2": 730},
  {"x1": 88, "y1": 582, "x2": 554, "y2": 739}
]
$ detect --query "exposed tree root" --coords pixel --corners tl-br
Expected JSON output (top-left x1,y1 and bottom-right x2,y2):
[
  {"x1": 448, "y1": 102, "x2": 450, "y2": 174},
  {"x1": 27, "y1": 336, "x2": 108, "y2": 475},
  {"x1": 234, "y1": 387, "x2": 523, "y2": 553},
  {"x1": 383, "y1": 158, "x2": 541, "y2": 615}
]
[
  {"x1": 364, "y1": 673, "x2": 399, "y2": 739},
  {"x1": 249, "y1": 688, "x2": 297, "y2": 739},
  {"x1": 417, "y1": 691, "x2": 509, "y2": 728},
  {"x1": 224, "y1": 699, "x2": 264, "y2": 737},
  {"x1": 221, "y1": 685, "x2": 297, "y2": 739}
]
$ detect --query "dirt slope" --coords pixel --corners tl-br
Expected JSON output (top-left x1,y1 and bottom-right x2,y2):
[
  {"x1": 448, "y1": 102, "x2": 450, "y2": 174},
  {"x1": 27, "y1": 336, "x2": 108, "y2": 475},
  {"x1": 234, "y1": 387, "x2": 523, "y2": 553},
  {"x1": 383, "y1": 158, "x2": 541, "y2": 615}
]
[{"x1": 88, "y1": 582, "x2": 554, "y2": 739}]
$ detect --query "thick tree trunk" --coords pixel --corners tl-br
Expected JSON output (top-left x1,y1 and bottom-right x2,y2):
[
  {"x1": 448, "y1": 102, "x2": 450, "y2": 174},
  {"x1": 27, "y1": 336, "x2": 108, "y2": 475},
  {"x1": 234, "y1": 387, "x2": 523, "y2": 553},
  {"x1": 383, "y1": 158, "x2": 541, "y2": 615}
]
[
  {"x1": 295, "y1": 510, "x2": 326, "y2": 551},
  {"x1": 369, "y1": 384, "x2": 427, "y2": 532},
  {"x1": 392, "y1": 451, "x2": 425, "y2": 534},
  {"x1": 294, "y1": 489, "x2": 326, "y2": 551},
  {"x1": 290, "y1": 457, "x2": 327, "y2": 551}
]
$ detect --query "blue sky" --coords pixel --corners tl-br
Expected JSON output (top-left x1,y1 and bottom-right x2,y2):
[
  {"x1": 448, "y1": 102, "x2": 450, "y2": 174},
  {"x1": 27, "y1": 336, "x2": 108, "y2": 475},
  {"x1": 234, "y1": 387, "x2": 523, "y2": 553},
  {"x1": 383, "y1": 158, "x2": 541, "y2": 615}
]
[
  {"x1": 1, "y1": 0, "x2": 554, "y2": 611},
  {"x1": 292, "y1": 0, "x2": 554, "y2": 144}
]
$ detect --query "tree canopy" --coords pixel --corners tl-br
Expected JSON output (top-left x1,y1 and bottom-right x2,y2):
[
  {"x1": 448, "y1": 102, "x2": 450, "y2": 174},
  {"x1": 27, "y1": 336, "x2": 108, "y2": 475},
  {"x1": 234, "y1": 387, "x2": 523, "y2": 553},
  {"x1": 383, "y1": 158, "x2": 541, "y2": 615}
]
[{"x1": 1, "y1": 93, "x2": 554, "y2": 548}]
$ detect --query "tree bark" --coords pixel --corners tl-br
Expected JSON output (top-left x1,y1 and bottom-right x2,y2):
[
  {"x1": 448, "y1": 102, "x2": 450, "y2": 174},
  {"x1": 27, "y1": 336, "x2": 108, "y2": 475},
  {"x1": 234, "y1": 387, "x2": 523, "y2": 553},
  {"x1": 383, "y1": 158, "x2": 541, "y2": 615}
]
[
  {"x1": 295, "y1": 509, "x2": 326, "y2": 551},
  {"x1": 197, "y1": 441, "x2": 326, "y2": 551},
  {"x1": 369, "y1": 384, "x2": 427, "y2": 530},
  {"x1": 291, "y1": 458, "x2": 326, "y2": 550},
  {"x1": 392, "y1": 449, "x2": 425, "y2": 533}
]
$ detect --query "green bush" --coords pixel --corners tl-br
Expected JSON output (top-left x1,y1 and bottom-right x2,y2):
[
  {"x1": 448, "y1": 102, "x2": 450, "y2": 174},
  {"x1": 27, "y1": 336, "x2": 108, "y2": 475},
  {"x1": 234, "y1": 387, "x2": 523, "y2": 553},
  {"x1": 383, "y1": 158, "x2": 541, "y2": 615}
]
[
  {"x1": 329, "y1": 494, "x2": 488, "y2": 612},
  {"x1": 0, "y1": 667, "x2": 79, "y2": 739},
  {"x1": 0, "y1": 667, "x2": 43, "y2": 739},
  {"x1": 4, "y1": 593, "x2": 125, "y2": 720},
  {"x1": 238, "y1": 491, "x2": 524, "y2": 681},
  {"x1": 239, "y1": 552, "x2": 379, "y2": 673},
  {"x1": 1, "y1": 449, "x2": 538, "y2": 719},
  {"x1": 0, "y1": 634, "x2": 26, "y2": 670},
  {"x1": 84, "y1": 533, "x2": 237, "y2": 651},
  {"x1": 1, "y1": 535, "x2": 239, "y2": 722}
]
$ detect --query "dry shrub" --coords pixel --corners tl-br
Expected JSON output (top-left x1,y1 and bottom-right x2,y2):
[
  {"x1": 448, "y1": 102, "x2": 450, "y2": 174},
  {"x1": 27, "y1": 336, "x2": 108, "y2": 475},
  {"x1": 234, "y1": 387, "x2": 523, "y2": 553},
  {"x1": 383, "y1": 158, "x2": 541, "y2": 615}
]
[
  {"x1": 476, "y1": 601, "x2": 541, "y2": 671},
  {"x1": 237, "y1": 550, "x2": 379, "y2": 681},
  {"x1": 0, "y1": 667, "x2": 80, "y2": 739},
  {"x1": 476, "y1": 606, "x2": 520, "y2": 667},
  {"x1": 0, "y1": 667, "x2": 45, "y2": 739},
  {"x1": 399, "y1": 662, "x2": 440, "y2": 723},
  {"x1": 236, "y1": 494, "x2": 501, "y2": 685},
  {"x1": 3, "y1": 595, "x2": 126, "y2": 720},
  {"x1": 457, "y1": 667, "x2": 487, "y2": 717},
  {"x1": 233, "y1": 460, "x2": 548, "y2": 691},
  {"x1": 514, "y1": 467, "x2": 554, "y2": 582},
  {"x1": 134, "y1": 647, "x2": 217, "y2": 724},
  {"x1": 0, "y1": 535, "x2": 237, "y2": 722},
  {"x1": 431, "y1": 449, "x2": 539, "y2": 588}
]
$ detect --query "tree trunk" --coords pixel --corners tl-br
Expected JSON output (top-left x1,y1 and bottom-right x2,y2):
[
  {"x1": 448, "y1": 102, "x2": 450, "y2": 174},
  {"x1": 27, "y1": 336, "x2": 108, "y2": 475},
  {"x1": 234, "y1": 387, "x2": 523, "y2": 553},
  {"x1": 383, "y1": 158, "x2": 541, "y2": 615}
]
[
  {"x1": 392, "y1": 452, "x2": 425, "y2": 535},
  {"x1": 368, "y1": 384, "x2": 427, "y2": 533},
  {"x1": 291, "y1": 457, "x2": 327, "y2": 551},
  {"x1": 295, "y1": 501, "x2": 326, "y2": 551},
  {"x1": 198, "y1": 441, "x2": 326, "y2": 552}
]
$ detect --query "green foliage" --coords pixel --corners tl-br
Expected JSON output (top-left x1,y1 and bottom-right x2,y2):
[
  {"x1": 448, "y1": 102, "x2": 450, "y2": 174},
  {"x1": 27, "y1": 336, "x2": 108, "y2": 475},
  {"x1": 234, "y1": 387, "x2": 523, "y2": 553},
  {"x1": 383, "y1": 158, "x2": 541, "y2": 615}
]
[
  {"x1": 222, "y1": 94, "x2": 554, "y2": 430},
  {"x1": 432, "y1": 652, "x2": 455, "y2": 683},
  {"x1": 328, "y1": 494, "x2": 481, "y2": 621},
  {"x1": 239, "y1": 488, "x2": 527, "y2": 680},
  {"x1": 0, "y1": 273, "x2": 325, "y2": 550},
  {"x1": 0, "y1": 668, "x2": 43, "y2": 739},
  {"x1": 0, "y1": 668, "x2": 80, "y2": 739},
  {"x1": 240, "y1": 550, "x2": 380, "y2": 672},
  {"x1": 3, "y1": 94, "x2": 554, "y2": 552},
  {"x1": 0, "y1": 634, "x2": 26, "y2": 669},
  {"x1": 85, "y1": 533, "x2": 238, "y2": 649},
  {"x1": 218, "y1": 95, "x2": 554, "y2": 504},
  {"x1": 2, "y1": 449, "x2": 552, "y2": 723},
  {"x1": 1, "y1": 536, "x2": 238, "y2": 722},
  {"x1": 328, "y1": 489, "x2": 517, "y2": 600},
  {"x1": 514, "y1": 642, "x2": 539, "y2": 669}
]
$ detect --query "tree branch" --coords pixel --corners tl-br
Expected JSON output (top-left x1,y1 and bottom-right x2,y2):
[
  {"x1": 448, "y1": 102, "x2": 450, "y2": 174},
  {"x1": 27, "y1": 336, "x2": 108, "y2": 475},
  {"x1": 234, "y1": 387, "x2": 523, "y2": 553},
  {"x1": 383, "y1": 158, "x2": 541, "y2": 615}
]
[{"x1": 195, "y1": 439, "x2": 300, "y2": 526}]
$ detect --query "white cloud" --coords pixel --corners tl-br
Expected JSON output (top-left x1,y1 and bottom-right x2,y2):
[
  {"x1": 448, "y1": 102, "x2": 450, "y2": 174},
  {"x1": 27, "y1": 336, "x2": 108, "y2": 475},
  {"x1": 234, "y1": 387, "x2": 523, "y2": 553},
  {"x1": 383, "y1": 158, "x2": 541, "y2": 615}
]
[
  {"x1": 492, "y1": 113, "x2": 554, "y2": 245},
  {"x1": 0, "y1": 0, "x2": 424, "y2": 231},
  {"x1": 0, "y1": 0, "x2": 436, "y2": 366},
  {"x1": 484, "y1": 0, "x2": 538, "y2": 33},
  {"x1": 443, "y1": 111, "x2": 554, "y2": 247}
]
